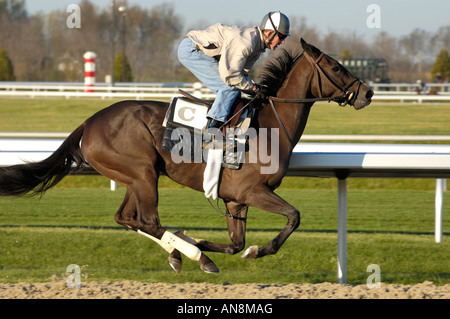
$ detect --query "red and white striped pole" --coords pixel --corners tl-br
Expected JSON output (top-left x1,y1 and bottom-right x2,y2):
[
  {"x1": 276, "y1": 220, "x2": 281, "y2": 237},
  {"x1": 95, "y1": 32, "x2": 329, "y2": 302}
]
[{"x1": 83, "y1": 52, "x2": 96, "y2": 92}]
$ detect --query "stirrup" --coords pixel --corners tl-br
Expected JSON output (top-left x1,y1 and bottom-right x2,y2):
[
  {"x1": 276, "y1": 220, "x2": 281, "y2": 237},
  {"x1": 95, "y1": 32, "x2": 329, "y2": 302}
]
[
  {"x1": 202, "y1": 136, "x2": 238, "y2": 152},
  {"x1": 202, "y1": 135, "x2": 224, "y2": 150}
]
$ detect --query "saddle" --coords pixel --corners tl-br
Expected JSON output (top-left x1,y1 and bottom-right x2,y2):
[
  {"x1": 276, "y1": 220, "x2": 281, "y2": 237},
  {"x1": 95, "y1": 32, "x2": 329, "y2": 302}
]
[
  {"x1": 178, "y1": 89, "x2": 250, "y2": 131},
  {"x1": 162, "y1": 90, "x2": 256, "y2": 170}
]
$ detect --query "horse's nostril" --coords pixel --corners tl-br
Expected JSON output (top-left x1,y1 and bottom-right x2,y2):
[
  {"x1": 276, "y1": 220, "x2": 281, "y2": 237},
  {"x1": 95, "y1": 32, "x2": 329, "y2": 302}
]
[{"x1": 366, "y1": 90, "x2": 374, "y2": 99}]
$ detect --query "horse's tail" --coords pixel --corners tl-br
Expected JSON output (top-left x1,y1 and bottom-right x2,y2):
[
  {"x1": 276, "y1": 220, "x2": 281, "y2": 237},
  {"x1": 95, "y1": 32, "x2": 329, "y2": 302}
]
[{"x1": 0, "y1": 123, "x2": 86, "y2": 197}]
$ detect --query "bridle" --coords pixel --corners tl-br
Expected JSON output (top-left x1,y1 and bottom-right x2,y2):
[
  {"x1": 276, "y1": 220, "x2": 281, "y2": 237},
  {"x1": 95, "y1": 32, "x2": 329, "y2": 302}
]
[
  {"x1": 303, "y1": 52, "x2": 362, "y2": 107},
  {"x1": 270, "y1": 51, "x2": 363, "y2": 106},
  {"x1": 268, "y1": 50, "x2": 364, "y2": 148}
]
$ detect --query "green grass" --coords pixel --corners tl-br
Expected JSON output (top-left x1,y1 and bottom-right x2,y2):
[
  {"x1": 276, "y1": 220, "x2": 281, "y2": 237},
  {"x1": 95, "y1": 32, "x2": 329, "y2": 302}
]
[
  {"x1": 1, "y1": 98, "x2": 450, "y2": 136},
  {"x1": 305, "y1": 101, "x2": 450, "y2": 136},
  {"x1": 0, "y1": 98, "x2": 449, "y2": 285},
  {"x1": 0, "y1": 98, "x2": 123, "y2": 132},
  {"x1": 1, "y1": 227, "x2": 447, "y2": 285},
  {"x1": 0, "y1": 187, "x2": 449, "y2": 285},
  {"x1": 1, "y1": 184, "x2": 446, "y2": 233}
]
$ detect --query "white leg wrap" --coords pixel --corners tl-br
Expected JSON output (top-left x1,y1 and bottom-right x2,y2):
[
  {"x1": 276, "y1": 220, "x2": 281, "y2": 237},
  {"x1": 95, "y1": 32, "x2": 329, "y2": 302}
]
[
  {"x1": 137, "y1": 230, "x2": 202, "y2": 262},
  {"x1": 178, "y1": 233, "x2": 199, "y2": 246},
  {"x1": 161, "y1": 231, "x2": 202, "y2": 262},
  {"x1": 137, "y1": 230, "x2": 174, "y2": 254}
]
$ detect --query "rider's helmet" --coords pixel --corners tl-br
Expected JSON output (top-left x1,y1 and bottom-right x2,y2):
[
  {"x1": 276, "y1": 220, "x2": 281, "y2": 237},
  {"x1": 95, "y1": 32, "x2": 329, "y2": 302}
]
[{"x1": 260, "y1": 11, "x2": 291, "y2": 40}]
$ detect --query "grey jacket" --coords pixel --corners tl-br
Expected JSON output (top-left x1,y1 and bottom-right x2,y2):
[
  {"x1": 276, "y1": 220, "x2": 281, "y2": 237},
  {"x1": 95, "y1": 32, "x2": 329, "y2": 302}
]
[{"x1": 187, "y1": 23, "x2": 266, "y2": 91}]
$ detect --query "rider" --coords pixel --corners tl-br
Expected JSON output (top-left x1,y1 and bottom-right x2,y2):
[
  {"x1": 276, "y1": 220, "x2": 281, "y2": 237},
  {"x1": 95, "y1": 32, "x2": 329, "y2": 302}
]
[{"x1": 177, "y1": 11, "x2": 290, "y2": 131}]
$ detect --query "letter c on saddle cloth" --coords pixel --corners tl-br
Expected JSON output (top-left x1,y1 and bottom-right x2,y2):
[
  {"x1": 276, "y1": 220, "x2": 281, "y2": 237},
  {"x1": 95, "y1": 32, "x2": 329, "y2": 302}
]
[{"x1": 177, "y1": 106, "x2": 196, "y2": 122}]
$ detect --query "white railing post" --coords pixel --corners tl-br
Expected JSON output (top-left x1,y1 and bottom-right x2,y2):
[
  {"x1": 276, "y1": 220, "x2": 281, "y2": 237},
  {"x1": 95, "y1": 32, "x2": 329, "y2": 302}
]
[
  {"x1": 435, "y1": 179, "x2": 444, "y2": 243},
  {"x1": 337, "y1": 178, "x2": 348, "y2": 284},
  {"x1": 193, "y1": 82, "x2": 203, "y2": 98}
]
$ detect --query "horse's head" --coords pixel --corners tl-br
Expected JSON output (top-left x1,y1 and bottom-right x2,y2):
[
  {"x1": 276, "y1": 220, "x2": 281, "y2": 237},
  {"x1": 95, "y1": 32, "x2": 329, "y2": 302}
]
[{"x1": 300, "y1": 38, "x2": 373, "y2": 110}]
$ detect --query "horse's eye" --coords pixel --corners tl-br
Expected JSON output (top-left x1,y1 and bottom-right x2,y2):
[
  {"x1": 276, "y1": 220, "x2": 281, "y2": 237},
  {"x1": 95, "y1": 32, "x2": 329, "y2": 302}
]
[{"x1": 332, "y1": 66, "x2": 340, "y2": 73}]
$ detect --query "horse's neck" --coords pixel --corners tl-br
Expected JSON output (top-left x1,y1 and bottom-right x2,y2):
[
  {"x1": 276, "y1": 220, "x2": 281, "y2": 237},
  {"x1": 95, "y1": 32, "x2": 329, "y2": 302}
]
[
  {"x1": 263, "y1": 62, "x2": 313, "y2": 151},
  {"x1": 257, "y1": 101, "x2": 312, "y2": 166}
]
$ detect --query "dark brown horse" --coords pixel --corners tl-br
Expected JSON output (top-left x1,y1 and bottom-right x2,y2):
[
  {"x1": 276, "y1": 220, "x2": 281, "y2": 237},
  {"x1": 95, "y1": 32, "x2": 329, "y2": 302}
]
[{"x1": 0, "y1": 39, "x2": 373, "y2": 274}]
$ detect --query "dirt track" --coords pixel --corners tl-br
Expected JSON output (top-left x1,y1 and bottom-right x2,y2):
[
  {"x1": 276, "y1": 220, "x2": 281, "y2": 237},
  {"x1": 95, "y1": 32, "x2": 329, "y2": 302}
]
[{"x1": 1, "y1": 281, "x2": 449, "y2": 299}]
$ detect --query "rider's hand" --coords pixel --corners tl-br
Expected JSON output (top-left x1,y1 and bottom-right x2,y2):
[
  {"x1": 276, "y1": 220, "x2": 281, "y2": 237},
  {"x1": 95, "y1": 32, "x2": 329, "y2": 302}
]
[{"x1": 252, "y1": 84, "x2": 270, "y2": 100}]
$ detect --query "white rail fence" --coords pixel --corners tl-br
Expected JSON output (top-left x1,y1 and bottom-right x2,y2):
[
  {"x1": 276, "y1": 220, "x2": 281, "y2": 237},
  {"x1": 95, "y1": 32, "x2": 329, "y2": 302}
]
[
  {"x1": 0, "y1": 82, "x2": 216, "y2": 100},
  {"x1": 1, "y1": 82, "x2": 450, "y2": 102},
  {"x1": 2, "y1": 132, "x2": 450, "y2": 142},
  {"x1": 289, "y1": 142, "x2": 450, "y2": 283}
]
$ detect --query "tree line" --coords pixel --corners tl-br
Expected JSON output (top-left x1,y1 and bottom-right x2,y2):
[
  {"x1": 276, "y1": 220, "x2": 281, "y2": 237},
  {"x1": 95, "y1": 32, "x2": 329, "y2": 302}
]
[{"x1": 0, "y1": 0, "x2": 449, "y2": 83}]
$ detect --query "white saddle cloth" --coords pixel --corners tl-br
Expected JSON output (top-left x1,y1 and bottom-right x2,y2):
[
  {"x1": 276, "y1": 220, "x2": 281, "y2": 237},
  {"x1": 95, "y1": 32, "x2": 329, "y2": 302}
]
[{"x1": 203, "y1": 148, "x2": 223, "y2": 200}]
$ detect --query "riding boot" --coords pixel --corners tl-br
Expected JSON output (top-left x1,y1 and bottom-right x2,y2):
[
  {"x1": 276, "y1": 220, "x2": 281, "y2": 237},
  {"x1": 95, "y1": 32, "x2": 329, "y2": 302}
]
[{"x1": 205, "y1": 117, "x2": 224, "y2": 130}]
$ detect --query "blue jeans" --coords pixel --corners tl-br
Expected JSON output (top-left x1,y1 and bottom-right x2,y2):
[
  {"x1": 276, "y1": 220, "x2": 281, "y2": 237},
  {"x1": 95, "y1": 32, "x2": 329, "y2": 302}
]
[{"x1": 177, "y1": 38, "x2": 240, "y2": 122}]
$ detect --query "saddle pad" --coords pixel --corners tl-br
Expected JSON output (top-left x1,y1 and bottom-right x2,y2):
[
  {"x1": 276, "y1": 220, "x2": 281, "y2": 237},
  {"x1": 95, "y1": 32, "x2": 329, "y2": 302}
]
[
  {"x1": 162, "y1": 97, "x2": 251, "y2": 170},
  {"x1": 163, "y1": 97, "x2": 208, "y2": 130}
]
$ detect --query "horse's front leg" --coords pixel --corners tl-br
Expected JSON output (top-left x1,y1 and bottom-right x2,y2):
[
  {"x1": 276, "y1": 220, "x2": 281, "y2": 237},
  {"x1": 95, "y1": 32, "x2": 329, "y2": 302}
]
[
  {"x1": 240, "y1": 184, "x2": 300, "y2": 259},
  {"x1": 168, "y1": 201, "x2": 248, "y2": 271},
  {"x1": 196, "y1": 201, "x2": 248, "y2": 254}
]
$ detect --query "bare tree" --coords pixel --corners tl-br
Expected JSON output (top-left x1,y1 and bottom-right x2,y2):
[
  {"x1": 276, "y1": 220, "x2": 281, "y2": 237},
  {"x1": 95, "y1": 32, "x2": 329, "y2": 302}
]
[
  {"x1": 0, "y1": 2, "x2": 448, "y2": 83},
  {"x1": 0, "y1": 0, "x2": 47, "y2": 80}
]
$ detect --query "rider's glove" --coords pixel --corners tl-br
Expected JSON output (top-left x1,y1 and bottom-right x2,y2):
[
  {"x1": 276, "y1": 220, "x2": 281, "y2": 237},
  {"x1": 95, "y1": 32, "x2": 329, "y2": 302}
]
[{"x1": 253, "y1": 84, "x2": 270, "y2": 100}]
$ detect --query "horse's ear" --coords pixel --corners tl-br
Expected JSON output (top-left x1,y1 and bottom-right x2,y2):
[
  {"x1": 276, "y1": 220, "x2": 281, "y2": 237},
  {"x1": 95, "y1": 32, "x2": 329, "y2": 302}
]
[{"x1": 300, "y1": 38, "x2": 321, "y2": 59}]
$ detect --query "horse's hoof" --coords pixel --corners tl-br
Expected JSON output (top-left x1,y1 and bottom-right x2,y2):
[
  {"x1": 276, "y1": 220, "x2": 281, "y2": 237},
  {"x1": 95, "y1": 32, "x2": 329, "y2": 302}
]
[
  {"x1": 169, "y1": 256, "x2": 182, "y2": 274},
  {"x1": 241, "y1": 245, "x2": 259, "y2": 259},
  {"x1": 199, "y1": 254, "x2": 219, "y2": 274},
  {"x1": 200, "y1": 261, "x2": 220, "y2": 274},
  {"x1": 168, "y1": 250, "x2": 182, "y2": 274}
]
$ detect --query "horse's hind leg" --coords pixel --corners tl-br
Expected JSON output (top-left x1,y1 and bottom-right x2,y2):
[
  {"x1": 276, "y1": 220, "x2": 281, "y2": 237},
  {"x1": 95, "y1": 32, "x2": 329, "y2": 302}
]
[
  {"x1": 115, "y1": 186, "x2": 183, "y2": 272},
  {"x1": 114, "y1": 187, "x2": 138, "y2": 229},
  {"x1": 118, "y1": 174, "x2": 219, "y2": 274}
]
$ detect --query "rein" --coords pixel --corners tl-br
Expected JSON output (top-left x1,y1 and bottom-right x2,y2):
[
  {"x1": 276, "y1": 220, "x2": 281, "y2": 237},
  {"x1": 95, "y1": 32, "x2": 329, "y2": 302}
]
[{"x1": 267, "y1": 51, "x2": 363, "y2": 148}]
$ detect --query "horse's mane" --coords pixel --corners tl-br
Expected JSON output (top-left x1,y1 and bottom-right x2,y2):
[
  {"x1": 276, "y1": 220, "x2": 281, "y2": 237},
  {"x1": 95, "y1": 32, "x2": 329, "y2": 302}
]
[{"x1": 256, "y1": 43, "x2": 304, "y2": 96}]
